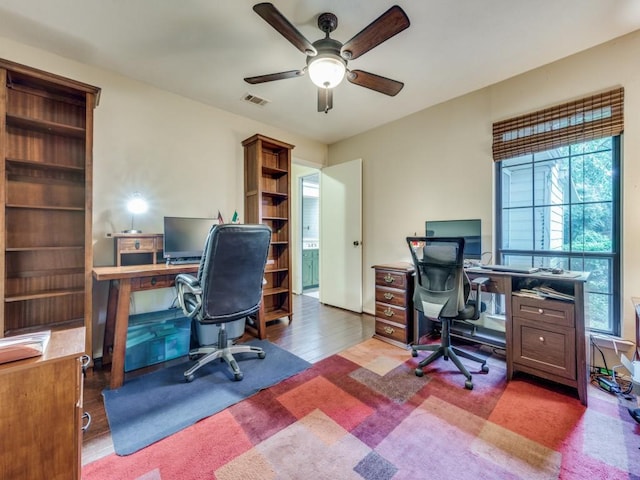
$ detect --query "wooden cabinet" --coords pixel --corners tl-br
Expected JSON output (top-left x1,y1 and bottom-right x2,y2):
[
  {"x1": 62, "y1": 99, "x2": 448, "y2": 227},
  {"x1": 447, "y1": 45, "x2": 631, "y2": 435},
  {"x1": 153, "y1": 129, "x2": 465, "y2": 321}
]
[
  {"x1": 242, "y1": 134, "x2": 294, "y2": 339},
  {"x1": 302, "y1": 248, "x2": 319, "y2": 289},
  {"x1": 0, "y1": 59, "x2": 99, "y2": 357},
  {"x1": 0, "y1": 327, "x2": 86, "y2": 480},
  {"x1": 372, "y1": 263, "x2": 414, "y2": 347},
  {"x1": 109, "y1": 232, "x2": 164, "y2": 266}
]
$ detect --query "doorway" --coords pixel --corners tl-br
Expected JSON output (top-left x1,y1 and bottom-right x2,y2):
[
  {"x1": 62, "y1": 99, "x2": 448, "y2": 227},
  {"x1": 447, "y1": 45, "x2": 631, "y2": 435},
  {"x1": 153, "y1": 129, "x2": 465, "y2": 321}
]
[{"x1": 301, "y1": 173, "x2": 320, "y2": 298}]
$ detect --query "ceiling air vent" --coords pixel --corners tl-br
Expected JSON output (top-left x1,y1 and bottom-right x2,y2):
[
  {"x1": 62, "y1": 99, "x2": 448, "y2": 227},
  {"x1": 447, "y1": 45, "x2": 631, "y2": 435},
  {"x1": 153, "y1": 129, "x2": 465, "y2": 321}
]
[{"x1": 242, "y1": 93, "x2": 269, "y2": 107}]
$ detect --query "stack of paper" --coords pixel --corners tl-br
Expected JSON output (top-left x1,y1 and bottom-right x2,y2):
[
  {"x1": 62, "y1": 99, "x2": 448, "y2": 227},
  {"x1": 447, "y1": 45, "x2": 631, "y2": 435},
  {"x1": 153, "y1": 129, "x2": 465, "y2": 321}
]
[{"x1": 0, "y1": 331, "x2": 51, "y2": 365}]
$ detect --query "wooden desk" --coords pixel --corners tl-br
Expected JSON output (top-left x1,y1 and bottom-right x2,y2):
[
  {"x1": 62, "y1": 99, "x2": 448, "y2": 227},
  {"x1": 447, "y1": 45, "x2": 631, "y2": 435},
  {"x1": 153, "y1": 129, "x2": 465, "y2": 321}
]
[
  {"x1": 465, "y1": 268, "x2": 590, "y2": 405},
  {"x1": 94, "y1": 262, "x2": 269, "y2": 389},
  {"x1": 93, "y1": 263, "x2": 199, "y2": 389}
]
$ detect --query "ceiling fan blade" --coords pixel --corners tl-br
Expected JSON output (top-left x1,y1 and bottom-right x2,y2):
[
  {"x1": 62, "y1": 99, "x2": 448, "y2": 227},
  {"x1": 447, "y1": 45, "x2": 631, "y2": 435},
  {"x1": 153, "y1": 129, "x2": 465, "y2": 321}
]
[
  {"x1": 347, "y1": 70, "x2": 404, "y2": 96},
  {"x1": 317, "y1": 88, "x2": 333, "y2": 113},
  {"x1": 244, "y1": 69, "x2": 305, "y2": 84},
  {"x1": 341, "y1": 5, "x2": 410, "y2": 60},
  {"x1": 253, "y1": 3, "x2": 317, "y2": 56}
]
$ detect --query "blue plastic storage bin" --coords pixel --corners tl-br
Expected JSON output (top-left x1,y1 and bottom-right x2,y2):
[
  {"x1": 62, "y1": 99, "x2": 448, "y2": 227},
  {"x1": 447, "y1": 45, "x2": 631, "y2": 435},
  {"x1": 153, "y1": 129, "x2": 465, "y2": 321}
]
[{"x1": 124, "y1": 309, "x2": 191, "y2": 372}]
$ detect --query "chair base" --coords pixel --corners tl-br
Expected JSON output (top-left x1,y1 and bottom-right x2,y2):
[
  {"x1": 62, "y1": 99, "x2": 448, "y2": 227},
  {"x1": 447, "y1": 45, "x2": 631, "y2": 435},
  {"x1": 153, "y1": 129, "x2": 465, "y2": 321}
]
[
  {"x1": 412, "y1": 319, "x2": 488, "y2": 390},
  {"x1": 184, "y1": 323, "x2": 265, "y2": 382}
]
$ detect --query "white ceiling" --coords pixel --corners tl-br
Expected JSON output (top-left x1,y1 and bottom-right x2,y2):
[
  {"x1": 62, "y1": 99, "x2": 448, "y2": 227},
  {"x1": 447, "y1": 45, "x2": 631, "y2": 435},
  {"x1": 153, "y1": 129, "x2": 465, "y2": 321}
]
[{"x1": 0, "y1": 0, "x2": 639, "y2": 144}]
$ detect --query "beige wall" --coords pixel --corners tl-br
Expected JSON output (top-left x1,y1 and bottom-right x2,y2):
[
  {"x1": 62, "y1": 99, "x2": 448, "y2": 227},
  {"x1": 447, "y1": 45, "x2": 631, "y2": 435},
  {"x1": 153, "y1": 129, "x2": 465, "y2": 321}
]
[
  {"x1": 329, "y1": 29, "x2": 640, "y2": 343},
  {"x1": 0, "y1": 36, "x2": 327, "y2": 355},
  {"x1": 2, "y1": 27, "x2": 639, "y2": 353}
]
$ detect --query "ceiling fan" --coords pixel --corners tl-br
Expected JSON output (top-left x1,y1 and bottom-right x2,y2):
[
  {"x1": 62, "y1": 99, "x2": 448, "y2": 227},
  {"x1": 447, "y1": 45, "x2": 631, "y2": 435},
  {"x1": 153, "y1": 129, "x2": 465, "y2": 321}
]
[{"x1": 244, "y1": 3, "x2": 410, "y2": 113}]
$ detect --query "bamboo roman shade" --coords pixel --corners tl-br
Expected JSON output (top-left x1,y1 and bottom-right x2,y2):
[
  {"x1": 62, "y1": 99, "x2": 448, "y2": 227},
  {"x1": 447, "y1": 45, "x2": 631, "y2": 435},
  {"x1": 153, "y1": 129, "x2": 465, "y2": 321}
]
[{"x1": 492, "y1": 87, "x2": 624, "y2": 161}]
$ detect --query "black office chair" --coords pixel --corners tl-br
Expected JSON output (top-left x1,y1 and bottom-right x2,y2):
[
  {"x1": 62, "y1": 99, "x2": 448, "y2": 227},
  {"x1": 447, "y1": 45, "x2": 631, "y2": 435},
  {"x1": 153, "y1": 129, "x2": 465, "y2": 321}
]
[
  {"x1": 406, "y1": 236, "x2": 489, "y2": 389},
  {"x1": 175, "y1": 223, "x2": 271, "y2": 382}
]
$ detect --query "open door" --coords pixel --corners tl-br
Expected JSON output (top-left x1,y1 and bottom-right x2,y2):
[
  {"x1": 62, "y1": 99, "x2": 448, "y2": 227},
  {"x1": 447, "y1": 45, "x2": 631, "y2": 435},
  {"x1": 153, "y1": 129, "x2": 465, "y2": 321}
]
[{"x1": 319, "y1": 158, "x2": 362, "y2": 312}]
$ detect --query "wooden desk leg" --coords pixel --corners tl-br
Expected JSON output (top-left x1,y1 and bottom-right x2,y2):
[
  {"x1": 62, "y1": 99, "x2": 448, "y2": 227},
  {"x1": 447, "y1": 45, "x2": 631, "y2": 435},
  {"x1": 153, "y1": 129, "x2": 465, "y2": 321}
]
[
  {"x1": 110, "y1": 278, "x2": 132, "y2": 390},
  {"x1": 101, "y1": 280, "x2": 119, "y2": 366}
]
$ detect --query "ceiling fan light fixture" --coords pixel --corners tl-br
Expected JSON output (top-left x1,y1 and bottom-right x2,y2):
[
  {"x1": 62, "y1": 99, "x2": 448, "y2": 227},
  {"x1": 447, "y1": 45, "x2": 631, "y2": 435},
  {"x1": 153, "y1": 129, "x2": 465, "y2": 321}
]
[{"x1": 308, "y1": 54, "x2": 346, "y2": 89}]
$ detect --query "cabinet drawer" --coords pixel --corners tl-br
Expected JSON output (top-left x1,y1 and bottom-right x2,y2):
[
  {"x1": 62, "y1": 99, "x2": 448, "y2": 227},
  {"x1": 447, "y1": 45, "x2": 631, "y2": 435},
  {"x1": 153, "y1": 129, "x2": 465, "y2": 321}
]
[
  {"x1": 513, "y1": 316, "x2": 576, "y2": 380},
  {"x1": 375, "y1": 286, "x2": 407, "y2": 307},
  {"x1": 375, "y1": 270, "x2": 407, "y2": 289},
  {"x1": 118, "y1": 237, "x2": 156, "y2": 253},
  {"x1": 375, "y1": 319, "x2": 408, "y2": 344},
  {"x1": 512, "y1": 297, "x2": 574, "y2": 327},
  {"x1": 375, "y1": 302, "x2": 408, "y2": 325}
]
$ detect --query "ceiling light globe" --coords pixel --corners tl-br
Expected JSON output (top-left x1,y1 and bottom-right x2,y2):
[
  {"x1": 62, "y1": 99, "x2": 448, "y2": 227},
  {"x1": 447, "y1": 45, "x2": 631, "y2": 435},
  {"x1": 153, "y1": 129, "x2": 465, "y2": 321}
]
[{"x1": 308, "y1": 55, "x2": 346, "y2": 89}]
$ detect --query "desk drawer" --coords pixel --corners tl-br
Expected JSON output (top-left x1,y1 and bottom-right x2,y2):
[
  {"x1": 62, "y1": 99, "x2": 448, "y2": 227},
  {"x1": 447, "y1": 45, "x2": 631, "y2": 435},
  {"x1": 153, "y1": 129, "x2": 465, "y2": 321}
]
[
  {"x1": 466, "y1": 271, "x2": 507, "y2": 294},
  {"x1": 375, "y1": 302, "x2": 409, "y2": 325},
  {"x1": 375, "y1": 286, "x2": 408, "y2": 307},
  {"x1": 513, "y1": 316, "x2": 576, "y2": 380},
  {"x1": 132, "y1": 275, "x2": 174, "y2": 291},
  {"x1": 119, "y1": 237, "x2": 156, "y2": 253},
  {"x1": 512, "y1": 297, "x2": 574, "y2": 327},
  {"x1": 375, "y1": 270, "x2": 407, "y2": 289}
]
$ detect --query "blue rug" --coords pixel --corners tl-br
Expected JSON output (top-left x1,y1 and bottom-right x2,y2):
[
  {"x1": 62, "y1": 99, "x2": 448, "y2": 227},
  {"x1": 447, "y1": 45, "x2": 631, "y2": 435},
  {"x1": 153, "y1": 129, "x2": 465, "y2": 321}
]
[{"x1": 102, "y1": 340, "x2": 311, "y2": 455}]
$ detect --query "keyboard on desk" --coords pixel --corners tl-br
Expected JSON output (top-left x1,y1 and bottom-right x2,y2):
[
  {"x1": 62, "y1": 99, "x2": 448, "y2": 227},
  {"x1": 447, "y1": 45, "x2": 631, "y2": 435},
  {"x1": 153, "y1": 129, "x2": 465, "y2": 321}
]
[{"x1": 480, "y1": 264, "x2": 540, "y2": 274}]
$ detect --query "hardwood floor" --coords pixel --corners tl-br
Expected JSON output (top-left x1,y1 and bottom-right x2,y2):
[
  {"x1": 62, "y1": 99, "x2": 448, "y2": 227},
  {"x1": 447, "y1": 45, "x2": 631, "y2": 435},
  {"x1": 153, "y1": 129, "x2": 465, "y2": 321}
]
[{"x1": 81, "y1": 294, "x2": 375, "y2": 465}]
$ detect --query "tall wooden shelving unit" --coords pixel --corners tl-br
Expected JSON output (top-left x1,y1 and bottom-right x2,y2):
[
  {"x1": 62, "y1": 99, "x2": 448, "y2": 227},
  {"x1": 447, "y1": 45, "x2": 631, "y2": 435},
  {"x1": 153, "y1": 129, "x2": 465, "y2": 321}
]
[
  {"x1": 242, "y1": 134, "x2": 294, "y2": 339},
  {"x1": 0, "y1": 59, "x2": 100, "y2": 356}
]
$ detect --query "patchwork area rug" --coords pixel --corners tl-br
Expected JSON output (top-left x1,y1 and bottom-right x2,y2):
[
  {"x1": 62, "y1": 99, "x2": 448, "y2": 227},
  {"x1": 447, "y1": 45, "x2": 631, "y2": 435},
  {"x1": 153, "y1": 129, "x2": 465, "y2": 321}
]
[
  {"x1": 84, "y1": 338, "x2": 640, "y2": 479},
  {"x1": 102, "y1": 339, "x2": 311, "y2": 455}
]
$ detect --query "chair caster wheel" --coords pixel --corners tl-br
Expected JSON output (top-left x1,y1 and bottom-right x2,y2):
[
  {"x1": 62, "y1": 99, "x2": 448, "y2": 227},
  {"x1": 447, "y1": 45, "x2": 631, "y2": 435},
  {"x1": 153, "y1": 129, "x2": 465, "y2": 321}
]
[
  {"x1": 234, "y1": 372, "x2": 243, "y2": 381},
  {"x1": 411, "y1": 349, "x2": 418, "y2": 357},
  {"x1": 414, "y1": 368, "x2": 424, "y2": 377},
  {"x1": 258, "y1": 351, "x2": 266, "y2": 359},
  {"x1": 185, "y1": 374, "x2": 195, "y2": 383},
  {"x1": 465, "y1": 380, "x2": 473, "y2": 390},
  {"x1": 481, "y1": 364, "x2": 489, "y2": 373}
]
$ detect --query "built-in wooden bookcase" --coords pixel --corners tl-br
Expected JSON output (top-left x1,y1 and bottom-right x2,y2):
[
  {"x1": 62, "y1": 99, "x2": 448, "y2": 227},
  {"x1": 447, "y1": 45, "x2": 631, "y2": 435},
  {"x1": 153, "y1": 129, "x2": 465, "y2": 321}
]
[
  {"x1": 0, "y1": 59, "x2": 100, "y2": 356},
  {"x1": 242, "y1": 134, "x2": 293, "y2": 338}
]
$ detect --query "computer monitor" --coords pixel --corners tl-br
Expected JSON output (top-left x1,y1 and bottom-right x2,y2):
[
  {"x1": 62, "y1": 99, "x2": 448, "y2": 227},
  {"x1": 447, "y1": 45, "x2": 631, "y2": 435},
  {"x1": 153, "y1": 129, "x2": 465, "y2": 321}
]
[
  {"x1": 163, "y1": 216, "x2": 215, "y2": 262},
  {"x1": 425, "y1": 219, "x2": 482, "y2": 260}
]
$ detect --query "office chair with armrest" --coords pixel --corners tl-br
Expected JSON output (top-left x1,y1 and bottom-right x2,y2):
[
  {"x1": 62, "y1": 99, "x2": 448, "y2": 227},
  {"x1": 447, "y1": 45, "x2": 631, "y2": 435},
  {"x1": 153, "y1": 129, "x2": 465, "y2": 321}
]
[
  {"x1": 175, "y1": 223, "x2": 271, "y2": 382},
  {"x1": 406, "y1": 236, "x2": 489, "y2": 390}
]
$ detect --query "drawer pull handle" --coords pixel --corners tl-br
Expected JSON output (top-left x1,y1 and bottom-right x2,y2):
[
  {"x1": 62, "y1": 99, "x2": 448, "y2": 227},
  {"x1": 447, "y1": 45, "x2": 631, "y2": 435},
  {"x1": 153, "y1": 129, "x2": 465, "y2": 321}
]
[
  {"x1": 151, "y1": 277, "x2": 157, "y2": 286},
  {"x1": 383, "y1": 308, "x2": 394, "y2": 317},
  {"x1": 538, "y1": 308, "x2": 544, "y2": 314},
  {"x1": 539, "y1": 336, "x2": 545, "y2": 342},
  {"x1": 135, "y1": 240, "x2": 140, "y2": 250},
  {"x1": 384, "y1": 274, "x2": 394, "y2": 284},
  {"x1": 80, "y1": 354, "x2": 91, "y2": 375},
  {"x1": 82, "y1": 412, "x2": 92, "y2": 433},
  {"x1": 384, "y1": 326, "x2": 395, "y2": 335},
  {"x1": 383, "y1": 292, "x2": 394, "y2": 300}
]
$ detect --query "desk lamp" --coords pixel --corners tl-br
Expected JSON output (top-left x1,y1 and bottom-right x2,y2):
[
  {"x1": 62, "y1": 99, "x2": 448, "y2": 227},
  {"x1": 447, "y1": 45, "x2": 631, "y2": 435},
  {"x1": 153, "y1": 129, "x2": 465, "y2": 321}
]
[{"x1": 123, "y1": 192, "x2": 148, "y2": 233}]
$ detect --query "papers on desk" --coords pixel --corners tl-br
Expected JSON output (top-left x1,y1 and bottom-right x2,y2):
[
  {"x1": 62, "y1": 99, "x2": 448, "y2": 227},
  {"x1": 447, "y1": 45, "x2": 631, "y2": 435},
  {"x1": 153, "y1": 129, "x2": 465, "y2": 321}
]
[
  {"x1": 0, "y1": 330, "x2": 50, "y2": 365},
  {"x1": 513, "y1": 286, "x2": 574, "y2": 302}
]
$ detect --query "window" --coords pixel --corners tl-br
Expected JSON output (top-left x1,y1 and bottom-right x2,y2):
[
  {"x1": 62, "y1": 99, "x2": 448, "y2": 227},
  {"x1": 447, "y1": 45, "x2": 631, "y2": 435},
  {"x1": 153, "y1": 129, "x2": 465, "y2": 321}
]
[{"x1": 493, "y1": 88, "x2": 623, "y2": 335}]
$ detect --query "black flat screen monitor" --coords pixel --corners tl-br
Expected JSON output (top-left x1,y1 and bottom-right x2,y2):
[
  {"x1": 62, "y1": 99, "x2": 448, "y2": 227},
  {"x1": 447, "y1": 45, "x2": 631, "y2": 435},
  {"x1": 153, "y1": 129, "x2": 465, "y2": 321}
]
[
  {"x1": 425, "y1": 219, "x2": 482, "y2": 260},
  {"x1": 163, "y1": 216, "x2": 215, "y2": 262}
]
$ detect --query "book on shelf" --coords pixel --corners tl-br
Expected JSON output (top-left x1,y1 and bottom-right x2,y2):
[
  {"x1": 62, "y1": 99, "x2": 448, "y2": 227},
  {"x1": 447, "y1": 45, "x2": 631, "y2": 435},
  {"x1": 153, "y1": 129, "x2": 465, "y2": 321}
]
[{"x1": 0, "y1": 330, "x2": 51, "y2": 365}]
